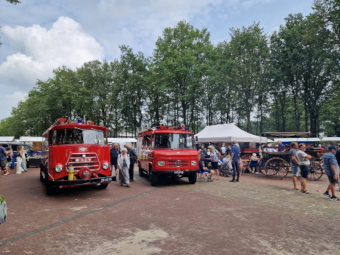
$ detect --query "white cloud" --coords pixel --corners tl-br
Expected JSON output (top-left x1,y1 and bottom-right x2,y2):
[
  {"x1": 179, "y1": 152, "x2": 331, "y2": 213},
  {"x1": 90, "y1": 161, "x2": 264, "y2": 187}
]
[
  {"x1": 0, "y1": 16, "x2": 104, "y2": 120},
  {"x1": 0, "y1": 91, "x2": 28, "y2": 119}
]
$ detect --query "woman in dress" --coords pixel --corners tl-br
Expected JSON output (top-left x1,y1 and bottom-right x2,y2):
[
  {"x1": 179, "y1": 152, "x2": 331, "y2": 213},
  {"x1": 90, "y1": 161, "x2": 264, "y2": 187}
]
[
  {"x1": 117, "y1": 148, "x2": 130, "y2": 187},
  {"x1": 16, "y1": 146, "x2": 25, "y2": 174}
]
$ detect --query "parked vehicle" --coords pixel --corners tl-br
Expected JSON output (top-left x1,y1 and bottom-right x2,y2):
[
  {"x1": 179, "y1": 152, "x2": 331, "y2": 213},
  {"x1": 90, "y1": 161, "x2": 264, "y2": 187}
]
[
  {"x1": 40, "y1": 118, "x2": 112, "y2": 195},
  {"x1": 137, "y1": 125, "x2": 199, "y2": 186}
]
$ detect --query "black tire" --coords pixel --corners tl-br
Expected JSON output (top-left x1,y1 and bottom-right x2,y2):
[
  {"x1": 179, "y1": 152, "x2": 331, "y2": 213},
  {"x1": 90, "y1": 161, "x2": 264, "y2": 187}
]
[
  {"x1": 139, "y1": 165, "x2": 145, "y2": 177},
  {"x1": 97, "y1": 183, "x2": 109, "y2": 189},
  {"x1": 45, "y1": 182, "x2": 58, "y2": 195},
  {"x1": 188, "y1": 174, "x2": 197, "y2": 184},
  {"x1": 149, "y1": 170, "x2": 158, "y2": 186},
  {"x1": 40, "y1": 170, "x2": 44, "y2": 182}
]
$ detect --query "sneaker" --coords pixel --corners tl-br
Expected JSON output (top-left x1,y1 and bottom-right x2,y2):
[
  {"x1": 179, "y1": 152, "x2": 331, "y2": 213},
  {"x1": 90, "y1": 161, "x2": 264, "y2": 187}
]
[
  {"x1": 229, "y1": 179, "x2": 236, "y2": 182},
  {"x1": 207, "y1": 178, "x2": 213, "y2": 182},
  {"x1": 323, "y1": 192, "x2": 330, "y2": 198},
  {"x1": 330, "y1": 196, "x2": 340, "y2": 201},
  {"x1": 255, "y1": 172, "x2": 259, "y2": 175}
]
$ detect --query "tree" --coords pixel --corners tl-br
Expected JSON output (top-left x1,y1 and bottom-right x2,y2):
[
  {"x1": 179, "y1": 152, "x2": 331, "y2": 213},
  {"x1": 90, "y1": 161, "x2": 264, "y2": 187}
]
[
  {"x1": 228, "y1": 23, "x2": 270, "y2": 133},
  {"x1": 153, "y1": 21, "x2": 214, "y2": 128}
]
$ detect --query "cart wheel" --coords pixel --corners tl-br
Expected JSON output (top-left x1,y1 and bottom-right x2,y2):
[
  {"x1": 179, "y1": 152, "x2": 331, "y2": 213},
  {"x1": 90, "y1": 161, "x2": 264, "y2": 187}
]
[
  {"x1": 308, "y1": 161, "x2": 323, "y2": 181},
  {"x1": 259, "y1": 158, "x2": 267, "y2": 175},
  {"x1": 264, "y1": 157, "x2": 289, "y2": 180}
]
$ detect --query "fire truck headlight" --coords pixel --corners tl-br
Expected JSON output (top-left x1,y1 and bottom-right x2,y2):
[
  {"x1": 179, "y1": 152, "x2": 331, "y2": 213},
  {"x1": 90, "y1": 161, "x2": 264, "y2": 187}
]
[
  {"x1": 55, "y1": 164, "x2": 63, "y2": 172},
  {"x1": 158, "y1": 161, "x2": 165, "y2": 166},
  {"x1": 191, "y1": 160, "x2": 197, "y2": 166},
  {"x1": 102, "y1": 163, "x2": 109, "y2": 169}
]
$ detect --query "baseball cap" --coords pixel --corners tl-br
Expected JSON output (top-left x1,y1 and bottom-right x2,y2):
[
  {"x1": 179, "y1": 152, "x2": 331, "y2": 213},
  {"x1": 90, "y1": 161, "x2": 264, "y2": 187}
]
[{"x1": 328, "y1": 145, "x2": 336, "y2": 150}]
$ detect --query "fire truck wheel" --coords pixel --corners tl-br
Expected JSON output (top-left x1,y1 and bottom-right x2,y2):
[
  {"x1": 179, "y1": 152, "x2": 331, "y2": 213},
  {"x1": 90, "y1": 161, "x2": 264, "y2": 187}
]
[
  {"x1": 97, "y1": 183, "x2": 109, "y2": 189},
  {"x1": 149, "y1": 170, "x2": 158, "y2": 186},
  {"x1": 40, "y1": 170, "x2": 44, "y2": 182},
  {"x1": 188, "y1": 174, "x2": 197, "y2": 184},
  {"x1": 139, "y1": 166, "x2": 146, "y2": 177},
  {"x1": 45, "y1": 183, "x2": 58, "y2": 195}
]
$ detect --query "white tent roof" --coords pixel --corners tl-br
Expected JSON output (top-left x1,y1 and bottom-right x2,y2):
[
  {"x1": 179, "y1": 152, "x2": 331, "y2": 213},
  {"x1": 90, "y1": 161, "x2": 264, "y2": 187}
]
[
  {"x1": 19, "y1": 136, "x2": 44, "y2": 142},
  {"x1": 107, "y1": 138, "x2": 137, "y2": 144},
  {"x1": 195, "y1": 124, "x2": 267, "y2": 143},
  {"x1": 0, "y1": 136, "x2": 15, "y2": 142}
]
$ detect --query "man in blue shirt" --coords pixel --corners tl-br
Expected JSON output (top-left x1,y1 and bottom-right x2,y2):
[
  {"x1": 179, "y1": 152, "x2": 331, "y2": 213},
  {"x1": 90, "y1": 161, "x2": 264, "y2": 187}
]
[
  {"x1": 230, "y1": 141, "x2": 240, "y2": 182},
  {"x1": 322, "y1": 145, "x2": 340, "y2": 201},
  {"x1": 0, "y1": 144, "x2": 7, "y2": 174}
]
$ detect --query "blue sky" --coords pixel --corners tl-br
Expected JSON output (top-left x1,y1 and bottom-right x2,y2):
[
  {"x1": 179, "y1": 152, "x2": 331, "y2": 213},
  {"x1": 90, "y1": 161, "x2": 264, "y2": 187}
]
[{"x1": 0, "y1": 0, "x2": 315, "y2": 121}]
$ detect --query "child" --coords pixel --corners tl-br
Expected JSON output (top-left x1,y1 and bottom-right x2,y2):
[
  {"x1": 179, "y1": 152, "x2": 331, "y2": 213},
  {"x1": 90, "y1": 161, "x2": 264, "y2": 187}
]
[
  {"x1": 249, "y1": 153, "x2": 259, "y2": 174},
  {"x1": 4, "y1": 147, "x2": 12, "y2": 176}
]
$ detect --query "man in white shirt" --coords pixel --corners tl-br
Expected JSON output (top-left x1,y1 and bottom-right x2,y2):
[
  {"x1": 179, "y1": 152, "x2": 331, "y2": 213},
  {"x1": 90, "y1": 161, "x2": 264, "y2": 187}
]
[
  {"x1": 220, "y1": 146, "x2": 226, "y2": 155},
  {"x1": 296, "y1": 143, "x2": 313, "y2": 194}
]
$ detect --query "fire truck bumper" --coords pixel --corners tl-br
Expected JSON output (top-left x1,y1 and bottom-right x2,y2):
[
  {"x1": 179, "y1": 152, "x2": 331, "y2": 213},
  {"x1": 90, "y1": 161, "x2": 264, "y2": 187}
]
[
  {"x1": 47, "y1": 176, "x2": 113, "y2": 188},
  {"x1": 154, "y1": 170, "x2": 198, "y2": 177}
]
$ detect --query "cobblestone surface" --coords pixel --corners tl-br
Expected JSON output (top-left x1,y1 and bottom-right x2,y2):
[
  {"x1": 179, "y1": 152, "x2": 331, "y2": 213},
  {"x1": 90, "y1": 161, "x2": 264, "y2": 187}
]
[{"x1": 0, "y1": 168, "x2": 339, "y2": 255}]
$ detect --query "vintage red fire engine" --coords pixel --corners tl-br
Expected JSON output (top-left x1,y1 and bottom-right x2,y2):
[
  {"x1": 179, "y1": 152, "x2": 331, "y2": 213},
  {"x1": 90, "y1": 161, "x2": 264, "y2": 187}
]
[
  {"x1": 40, "y1": 118, "x2": 112, "y2": 195},
  {"x1": 137, "y1": 125, "x2": 199, "y2": 186}
]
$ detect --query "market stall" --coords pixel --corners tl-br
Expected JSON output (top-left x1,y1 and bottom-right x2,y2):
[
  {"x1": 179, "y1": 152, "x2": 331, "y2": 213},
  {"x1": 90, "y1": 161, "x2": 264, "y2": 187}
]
[
  {"x1": 19, "y1": 136, "x2": 43, "y2": 168},
  {"x1": 195, "y1": 124, "x2": 268, "y2": 143}
]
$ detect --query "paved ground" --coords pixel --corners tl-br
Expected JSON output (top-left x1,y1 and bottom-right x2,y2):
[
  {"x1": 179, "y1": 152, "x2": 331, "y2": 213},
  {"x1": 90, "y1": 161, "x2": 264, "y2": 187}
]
[{"x1": 1, "y1": 167, "x2": 340, "y2": 255}]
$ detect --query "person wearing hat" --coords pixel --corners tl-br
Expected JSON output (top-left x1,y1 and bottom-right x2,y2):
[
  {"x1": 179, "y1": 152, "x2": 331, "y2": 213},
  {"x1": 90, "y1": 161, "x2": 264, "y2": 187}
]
[{"x1": 322, "y1": 145, "x2": 340, "y2": 201}]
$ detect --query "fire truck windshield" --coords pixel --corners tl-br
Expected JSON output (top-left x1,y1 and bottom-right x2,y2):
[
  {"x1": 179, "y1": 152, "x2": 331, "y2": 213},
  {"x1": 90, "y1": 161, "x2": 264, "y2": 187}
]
[
  {"x1": 50, "y1": 128, "x2": 106, "y2": 145},
  {"x1": 154, "y1": 133, "x2": 195, "y2": 149}
]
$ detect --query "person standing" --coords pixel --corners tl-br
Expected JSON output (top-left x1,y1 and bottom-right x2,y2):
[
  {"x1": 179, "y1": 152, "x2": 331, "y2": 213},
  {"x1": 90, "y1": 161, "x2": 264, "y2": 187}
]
[
  {"x1": 126, "y1": 142, "x2": 137, "y2": 182},
  {"x1": 110, "y1": 143, "x2": 120, "y2": 181},
  {"x1": 16, "y1": 146, "x2": 25, "y2": 174},
  {"x1": 322, "y1": 145, "x2": 340, "y2": 201},
  {"x1": 0, "y1": 145, "x2": 7, "y2": 176},
  {"x1": 207, "y1": 145, "x2": 221, "y2": 179},
  {"x1": 220, "y1": 145, "x2": 226, "y2": 156},
  {"x1": 117, "y1": 148, "x2": 130, "y2": 187},
  {"x1": 22, "y1": 147, "x2": 27, "y2": 172},
  {"x1": 296, "y1": 143, "x2": 313, "y2": 194},
  {"x1": 3, "y1": 147, "x2": 12, "y2": 175},
  {"x1": 289, "y1": 142, "x2": 300, "y2": 190},
  {"x1": 230, "y1": 141, "x2": 240, "y2": 182}
]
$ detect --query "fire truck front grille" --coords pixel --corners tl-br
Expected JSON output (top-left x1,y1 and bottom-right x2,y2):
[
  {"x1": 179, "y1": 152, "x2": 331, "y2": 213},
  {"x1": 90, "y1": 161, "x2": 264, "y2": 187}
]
[
  {"x1": 67, "y1": 153, "x2": 100, "y2": 171},
  {"x1": 168, "y1": 160, "x2": 189, "y2": 167}
]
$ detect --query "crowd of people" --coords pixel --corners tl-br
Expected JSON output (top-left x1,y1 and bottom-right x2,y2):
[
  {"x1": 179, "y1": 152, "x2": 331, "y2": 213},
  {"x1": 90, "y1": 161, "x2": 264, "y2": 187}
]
[
  {"x1": 110, "y1": 142, "x2": 137, "y2": 188},
  {"x1": 0, "y1": 144, "x2": 28, "y2": 176},
  {"x1": 197, "y1": 140, "x2": 340, "y2": 202},
  {"x1": 289, "y1": 142, "x2": 340, "y2": 201}
]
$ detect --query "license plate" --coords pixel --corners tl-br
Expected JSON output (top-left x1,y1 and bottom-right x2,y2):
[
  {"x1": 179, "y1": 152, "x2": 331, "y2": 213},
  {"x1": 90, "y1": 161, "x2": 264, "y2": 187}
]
[
  {"x1": 101, "y1": 177, "x2": 112, "y2": 182},
  {"x1": 174, "y1": 171, "x2": 183, "y2": 174}
]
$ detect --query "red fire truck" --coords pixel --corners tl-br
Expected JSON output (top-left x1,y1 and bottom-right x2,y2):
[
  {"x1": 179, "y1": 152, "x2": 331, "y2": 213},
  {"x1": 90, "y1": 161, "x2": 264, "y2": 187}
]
[
  {"x1": 40, "y1": 118, "x2": 113, "y2": 195},
  {"x1": 137, "y1": 126, "x2": 199, "y2": 186}
]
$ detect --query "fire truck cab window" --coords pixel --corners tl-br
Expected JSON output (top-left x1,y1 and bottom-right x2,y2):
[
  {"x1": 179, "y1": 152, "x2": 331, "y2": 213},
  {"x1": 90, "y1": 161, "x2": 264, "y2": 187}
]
[
  {"x1": 154, "y1": 134, "x2": 195, "y2": 149},
  {"x1": 143, "y1": 135, "x2": 151, "y2": 147},
  {"x1": 50, "y1": 129, "x2": 106, "y2": 145}
]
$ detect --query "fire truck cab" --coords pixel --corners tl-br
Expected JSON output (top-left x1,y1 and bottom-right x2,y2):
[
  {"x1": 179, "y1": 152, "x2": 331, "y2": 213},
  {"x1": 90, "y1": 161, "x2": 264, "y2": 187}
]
[
  {"x1": 137, "y1": 126, "x2": 199, "y2": 186},
  {"x1": 40, "y1": 118, "x2": 113, "y2": 195}
]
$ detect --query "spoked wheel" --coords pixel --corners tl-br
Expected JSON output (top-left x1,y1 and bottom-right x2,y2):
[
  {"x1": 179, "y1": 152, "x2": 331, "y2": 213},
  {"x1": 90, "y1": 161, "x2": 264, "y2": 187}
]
[
  {"x1": 259, "y1": 158, "x2": 267, "y2": 175},
  {"x1": 264, "y1": 157, "x2": 289, "y2": 180},
  {"x1": 308, "y1": 161, "x2": 324, "y2": 181}
]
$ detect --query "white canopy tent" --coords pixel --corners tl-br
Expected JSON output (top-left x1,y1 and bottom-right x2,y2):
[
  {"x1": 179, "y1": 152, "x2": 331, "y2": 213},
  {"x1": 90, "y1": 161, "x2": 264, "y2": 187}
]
[
  {"x1": 0, "y1": 136, "x2": 15, "y2": 142},
  {"x1": 19, "y1": 136, "x2": 44, "y2": 142},
  {"x1": 195, "y1": 124, "x2": 267, "y2": 143}
]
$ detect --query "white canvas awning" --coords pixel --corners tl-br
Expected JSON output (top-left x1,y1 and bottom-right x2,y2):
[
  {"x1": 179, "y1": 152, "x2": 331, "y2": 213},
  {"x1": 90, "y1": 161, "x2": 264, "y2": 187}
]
[
  {"x1": 0, "y1": 136, "x2": 15, "y2": 142},
  {"x1": 195, "y1": 124, "x2": 267, "y2": 143},
  {"x1": 108, "y1": 138, "x2": 137, "y2": 144},
  {"x1": 19, "y1": 136, "x2": 44, "y2": 142}
]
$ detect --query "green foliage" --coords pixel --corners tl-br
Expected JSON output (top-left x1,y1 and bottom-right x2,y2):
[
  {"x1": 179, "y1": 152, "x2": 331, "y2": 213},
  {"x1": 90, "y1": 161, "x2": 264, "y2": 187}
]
[{"x1": 0, "y1": 8, "x2": 339, "y2": 137}]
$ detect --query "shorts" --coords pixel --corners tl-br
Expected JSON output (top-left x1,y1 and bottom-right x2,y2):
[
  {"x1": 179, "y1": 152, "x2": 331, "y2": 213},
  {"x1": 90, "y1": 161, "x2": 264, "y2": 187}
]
[
  {"x1": 0, "y1": 159, "x2": 6, "y2": 170},
  {"x1": 199, "y1": 169, "x2": 211, "y2": 174},
  {"x1": 327, "y1": 174, "x2": 338, "y2": 185},
  {"x1": 5, "y1": 162, "x2": 11, "y2": 167},
  {"x1": 291, "y1": 163, "x2": 300, "y2": 176},
  {"x1": 211, "y1": 161, "x2": 219, "y2": 169},
  {"x1": 300, "y1": 165, "x2": 310, "y2": 179}
]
